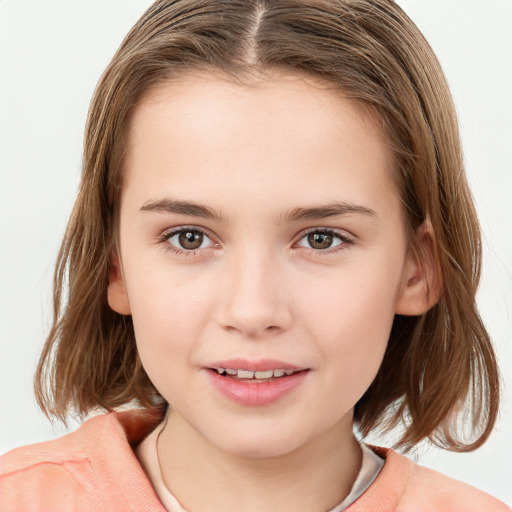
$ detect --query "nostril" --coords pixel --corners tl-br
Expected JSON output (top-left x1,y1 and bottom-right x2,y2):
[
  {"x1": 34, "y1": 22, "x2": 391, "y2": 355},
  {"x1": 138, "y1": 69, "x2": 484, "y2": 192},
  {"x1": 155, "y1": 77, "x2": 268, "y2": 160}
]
[{"x1": 222, "y1": 322, "x2": 284, "y2": 337}]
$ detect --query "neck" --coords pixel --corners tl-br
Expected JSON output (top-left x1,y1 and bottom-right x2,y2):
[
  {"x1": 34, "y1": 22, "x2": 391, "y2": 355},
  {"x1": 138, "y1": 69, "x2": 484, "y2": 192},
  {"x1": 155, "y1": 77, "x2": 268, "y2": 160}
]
[{"x1": 157, "y1": 411, "x2": 362, "y2": 512}]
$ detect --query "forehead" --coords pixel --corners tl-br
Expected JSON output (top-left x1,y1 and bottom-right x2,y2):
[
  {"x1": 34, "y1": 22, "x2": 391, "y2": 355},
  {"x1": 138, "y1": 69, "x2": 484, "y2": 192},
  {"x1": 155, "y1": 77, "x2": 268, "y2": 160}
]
[
  {"x1": 129, "y1": 70, "x2": 387, "y2": 152},
  {"x1": 122, "y1": 70, "x2": 398, "y2": 216}
]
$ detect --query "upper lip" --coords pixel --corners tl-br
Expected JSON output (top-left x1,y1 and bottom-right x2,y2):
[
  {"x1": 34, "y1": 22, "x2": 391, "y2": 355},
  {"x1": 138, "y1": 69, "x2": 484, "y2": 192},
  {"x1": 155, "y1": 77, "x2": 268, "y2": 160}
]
[{"x1": 207, "y1": 358, "x2": 307, "y2": 372}]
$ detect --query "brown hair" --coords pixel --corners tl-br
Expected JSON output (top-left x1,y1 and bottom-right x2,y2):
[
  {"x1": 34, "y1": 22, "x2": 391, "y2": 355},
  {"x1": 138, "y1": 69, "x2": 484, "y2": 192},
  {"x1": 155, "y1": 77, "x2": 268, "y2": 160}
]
[{"x1": 35, "y1": 0, "x2": 500, "y2": 451}]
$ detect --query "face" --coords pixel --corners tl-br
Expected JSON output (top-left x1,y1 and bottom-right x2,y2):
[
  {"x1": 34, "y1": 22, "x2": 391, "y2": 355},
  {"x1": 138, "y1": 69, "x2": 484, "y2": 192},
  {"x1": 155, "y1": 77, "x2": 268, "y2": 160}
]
[{"x1": 110, "y1": 71, "x2": 422, "y2": 458}]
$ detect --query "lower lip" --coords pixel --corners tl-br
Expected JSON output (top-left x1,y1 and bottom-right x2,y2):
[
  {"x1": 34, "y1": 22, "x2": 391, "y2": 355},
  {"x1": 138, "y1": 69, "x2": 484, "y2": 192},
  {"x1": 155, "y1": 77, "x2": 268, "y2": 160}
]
[{"x1": 207, "y1": 370, "x2": 308, "y2": 406}]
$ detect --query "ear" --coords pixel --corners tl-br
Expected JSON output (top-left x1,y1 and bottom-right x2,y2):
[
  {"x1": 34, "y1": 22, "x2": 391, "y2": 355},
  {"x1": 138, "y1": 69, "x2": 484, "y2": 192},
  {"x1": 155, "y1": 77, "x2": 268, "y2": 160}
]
[
  {"x1": 107, "y1": 253, "x2": 131, "y2": 315},
  {"x1": 395, "y1": 222, "x2": 442, "y2": 316}
]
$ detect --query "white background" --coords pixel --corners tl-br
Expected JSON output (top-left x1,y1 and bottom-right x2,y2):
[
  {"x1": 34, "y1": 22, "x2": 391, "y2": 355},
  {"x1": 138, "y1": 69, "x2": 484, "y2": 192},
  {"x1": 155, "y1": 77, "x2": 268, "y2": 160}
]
[{"x1": 0, "y1": 0, "x2": 511, "y2": 505}]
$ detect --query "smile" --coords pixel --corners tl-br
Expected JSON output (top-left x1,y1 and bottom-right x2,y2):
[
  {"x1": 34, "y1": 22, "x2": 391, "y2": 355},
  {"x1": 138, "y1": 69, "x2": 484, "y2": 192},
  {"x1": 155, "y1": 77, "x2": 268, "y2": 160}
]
[
  {"x1": 207, "y1": 366, "x2": 309, "y2": 406},
  {"x1": 213, "y1": 368, "x2": 301, "y2": 380}
]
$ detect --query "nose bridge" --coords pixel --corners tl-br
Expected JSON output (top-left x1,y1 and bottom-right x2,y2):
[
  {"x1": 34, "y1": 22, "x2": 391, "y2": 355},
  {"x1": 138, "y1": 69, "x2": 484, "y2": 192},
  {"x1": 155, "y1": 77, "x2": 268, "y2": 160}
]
[{"x1": 218, "y1": 245, "x2": 291, "y2": 337}]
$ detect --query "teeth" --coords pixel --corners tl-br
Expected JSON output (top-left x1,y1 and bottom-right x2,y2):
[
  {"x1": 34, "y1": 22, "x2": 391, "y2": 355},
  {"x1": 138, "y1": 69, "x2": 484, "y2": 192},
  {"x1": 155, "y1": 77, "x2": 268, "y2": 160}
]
[
  {"x1": 215, "y1": 368, "x2": 298, "y2": 379},
  {"x1": 237, "y1": 369, "x2": 255, "y2": 379},
  {"x1": 254, "y1": 370, "x2": 274, "y2": 379}
]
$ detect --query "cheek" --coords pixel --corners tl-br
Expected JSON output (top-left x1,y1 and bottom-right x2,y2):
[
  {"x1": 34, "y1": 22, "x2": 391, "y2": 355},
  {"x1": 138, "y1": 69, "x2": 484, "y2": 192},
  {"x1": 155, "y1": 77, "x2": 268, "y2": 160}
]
[
  {"x1": 128, "y1": 260, "x2": 211, "y2": 324},
  {"x1": 125, "y1": 267, "x2": 214, "y2": 376},
  {"x1": 299, "y1": 256, "x2": 400, "y2": 333},
  {"x1": 297, "y1": 261, "x2": 401, "y2": 389}
]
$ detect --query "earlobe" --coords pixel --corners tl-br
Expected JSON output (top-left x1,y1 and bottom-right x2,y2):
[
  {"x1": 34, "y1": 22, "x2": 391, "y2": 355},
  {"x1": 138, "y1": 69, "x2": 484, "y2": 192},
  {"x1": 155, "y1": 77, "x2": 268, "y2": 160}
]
[
  {"x1": 107, "y1": 254, "x2": 131, "y2": 315},
  {"x1": 395, "y1": 222, "x2": 442, "y2": 316}
]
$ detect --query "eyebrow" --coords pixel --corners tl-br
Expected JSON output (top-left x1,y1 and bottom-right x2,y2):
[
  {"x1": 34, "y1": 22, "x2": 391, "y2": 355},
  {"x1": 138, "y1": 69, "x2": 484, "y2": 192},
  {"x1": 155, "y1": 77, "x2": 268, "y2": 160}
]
[
  {"x1": 140, "y1": 198, "x2": 376, "y2": 223},
  {"x1": 286, "y1": 203, "x2": 377, "y2": 221},
  {"x1": 140, "y1": 198, "x2": 225, "y2": 221}
]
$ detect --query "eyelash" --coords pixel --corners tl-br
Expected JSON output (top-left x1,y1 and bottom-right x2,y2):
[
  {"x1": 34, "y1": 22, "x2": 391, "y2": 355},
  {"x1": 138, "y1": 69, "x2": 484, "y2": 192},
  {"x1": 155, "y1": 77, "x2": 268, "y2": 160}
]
[
  {"x1": 158, "y1": 226, "x2": 354, "y2": 256},
  {"x1": 296, "y1": 228, "x2": 354, "y2": 255},
  {"x1": 159, "y1": 226, "x2": 217, "y2": 256}
]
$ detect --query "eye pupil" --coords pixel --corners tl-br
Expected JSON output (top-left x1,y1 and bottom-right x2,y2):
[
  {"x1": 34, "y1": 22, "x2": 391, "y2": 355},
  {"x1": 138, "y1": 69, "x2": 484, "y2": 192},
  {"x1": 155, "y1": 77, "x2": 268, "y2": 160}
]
[
  {"x1": 308, "y1": 232, "x2": 333, "y2": 249},
  {"x1": 179, "y1": 230, "x2": 203, "y2": 250}
]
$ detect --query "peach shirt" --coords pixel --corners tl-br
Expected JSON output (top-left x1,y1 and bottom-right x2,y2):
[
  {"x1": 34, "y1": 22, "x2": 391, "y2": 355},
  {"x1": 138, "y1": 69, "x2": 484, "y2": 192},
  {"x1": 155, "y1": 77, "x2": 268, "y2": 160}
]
[{"x1": 1, "y1": 410, "x2": 510, "y2": 511}]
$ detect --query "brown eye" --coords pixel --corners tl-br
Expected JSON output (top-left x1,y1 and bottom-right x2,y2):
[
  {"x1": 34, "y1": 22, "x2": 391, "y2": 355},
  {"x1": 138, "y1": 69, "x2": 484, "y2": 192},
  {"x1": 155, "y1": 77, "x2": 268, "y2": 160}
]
[
  {"x1": 307, "y1": 232, "x2": 334, "y2": 249},
  {"x1": 179, "y1": 230, "x2": 204, "y2": 250},
  {"x1": 297, "y1": 230, "x2": 347, "y2": 251},
  {"x1": 166, "y1": 228, "x2": 214, "y2": 252}
]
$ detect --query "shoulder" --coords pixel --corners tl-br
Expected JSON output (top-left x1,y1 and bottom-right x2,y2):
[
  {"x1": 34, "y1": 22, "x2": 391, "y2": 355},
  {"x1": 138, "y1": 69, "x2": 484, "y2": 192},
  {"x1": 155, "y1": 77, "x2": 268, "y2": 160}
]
[
  {"x1": 402, "y1": 454, "x2": 511, "y2": 512},
  {"x1": 0, "y1": 410, "x2": 165, "y2": 511},
  {"x1": 348, "y1": 447, "x2": 510, "y2": 512}
]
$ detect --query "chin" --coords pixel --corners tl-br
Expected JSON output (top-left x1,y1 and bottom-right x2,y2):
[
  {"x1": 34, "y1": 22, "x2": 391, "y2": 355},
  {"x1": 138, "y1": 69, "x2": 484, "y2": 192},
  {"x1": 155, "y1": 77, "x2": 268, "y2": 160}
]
[{"x1": 205, "y1": 422, "x2": 312, "y2": 459}]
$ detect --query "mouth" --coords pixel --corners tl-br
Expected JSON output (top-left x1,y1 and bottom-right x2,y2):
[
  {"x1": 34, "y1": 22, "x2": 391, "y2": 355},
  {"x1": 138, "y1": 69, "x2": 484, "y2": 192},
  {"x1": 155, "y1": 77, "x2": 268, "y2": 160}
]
[
  {"x1": 209, "y1": 367, "x2": 309, "y2": 382},
  {"x1": 206, "y1": 361, "x2": 310, "y2": 405}
]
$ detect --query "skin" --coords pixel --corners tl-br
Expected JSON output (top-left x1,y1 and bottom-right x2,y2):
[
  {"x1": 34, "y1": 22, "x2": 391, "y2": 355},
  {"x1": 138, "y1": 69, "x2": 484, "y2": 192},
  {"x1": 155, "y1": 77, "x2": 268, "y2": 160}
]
[{"x1": 109, "y1": 70, "x2": 433, "y2": 511}]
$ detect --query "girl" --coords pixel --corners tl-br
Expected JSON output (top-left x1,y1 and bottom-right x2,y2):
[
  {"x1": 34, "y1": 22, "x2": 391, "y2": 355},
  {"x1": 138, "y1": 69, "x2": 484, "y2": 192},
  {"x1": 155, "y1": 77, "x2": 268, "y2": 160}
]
[{"x1": 1, "y1": 0, "x2": 510, "y2": 510}]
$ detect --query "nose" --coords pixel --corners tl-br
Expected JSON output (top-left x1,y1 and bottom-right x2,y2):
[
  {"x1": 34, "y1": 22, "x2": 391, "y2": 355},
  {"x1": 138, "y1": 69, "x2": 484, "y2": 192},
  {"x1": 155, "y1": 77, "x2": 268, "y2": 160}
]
[{"x1": 216, "y1": 250, "x2": 293, "y2": 338}]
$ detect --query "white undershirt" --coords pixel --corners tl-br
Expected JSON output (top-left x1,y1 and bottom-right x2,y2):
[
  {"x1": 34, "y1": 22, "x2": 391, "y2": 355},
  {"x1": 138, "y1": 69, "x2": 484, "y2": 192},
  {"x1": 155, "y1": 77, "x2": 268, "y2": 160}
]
[{"x1": 136, "y1": 423, "x2": 384, "y2": 512}]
